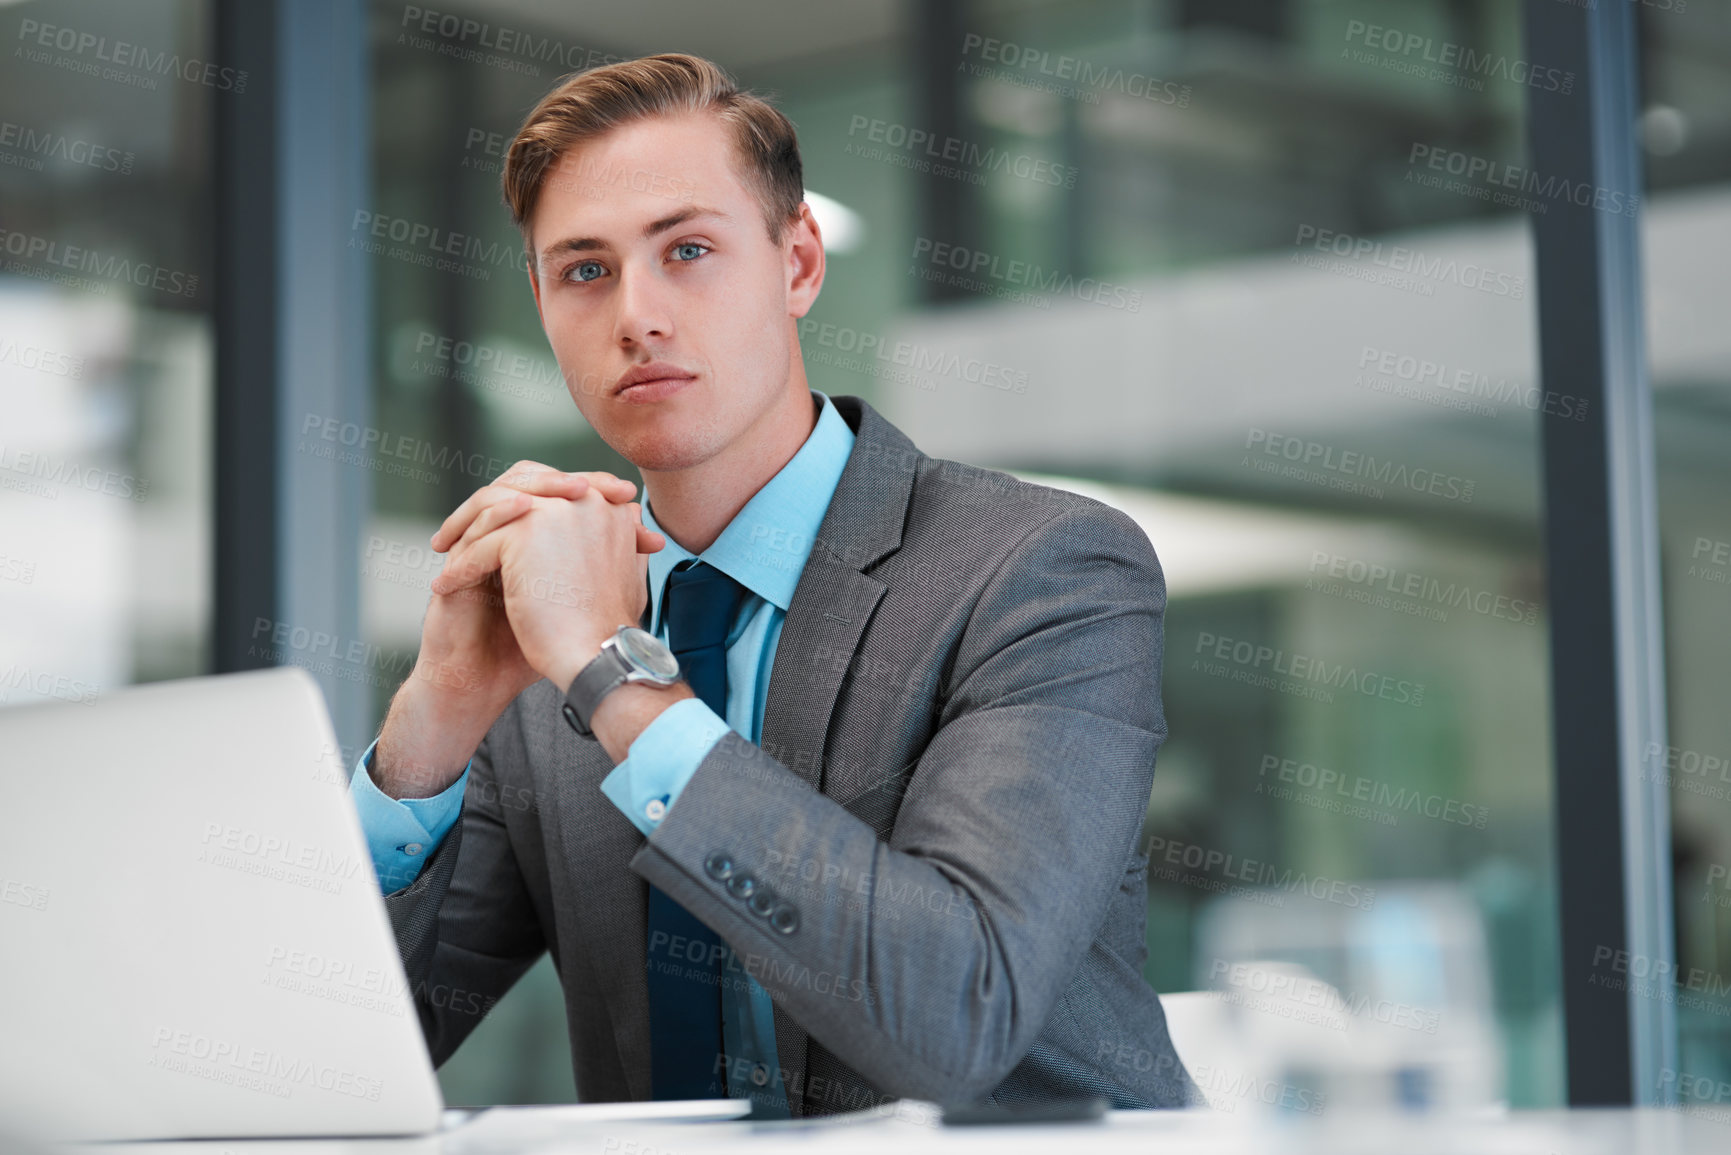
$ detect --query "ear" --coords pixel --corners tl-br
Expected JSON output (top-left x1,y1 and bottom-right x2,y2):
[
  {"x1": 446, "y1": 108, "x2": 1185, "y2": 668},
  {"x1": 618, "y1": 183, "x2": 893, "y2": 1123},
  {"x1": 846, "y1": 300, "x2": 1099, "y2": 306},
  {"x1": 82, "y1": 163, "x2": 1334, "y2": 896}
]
[{"x1": 784, "y1": 202, "x2": 826, "y2": 321}]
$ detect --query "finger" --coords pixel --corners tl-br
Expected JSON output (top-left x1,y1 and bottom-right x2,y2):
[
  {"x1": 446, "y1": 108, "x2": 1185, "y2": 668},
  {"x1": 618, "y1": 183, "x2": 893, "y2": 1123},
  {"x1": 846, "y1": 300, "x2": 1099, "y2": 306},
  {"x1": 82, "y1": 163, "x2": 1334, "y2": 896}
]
[
  {"x1": 582, "y1": 471, "x2": 639, "y2": 503},
  {"x1": 434, "y1": 459, "x2": 589, "y2": 550},
  {"x1": 439, "y1": 488, "x2": 539, "y2": 569},
  {"x1": 493, "y1": 460, "x2": 591, "y2": 498},
  {"x1": 533, "y1": 466, "x2": 634, "y2": 503},
  {"x1": 433, "y1": 466, "x2": 588, "y2": 552},
  {"x1": 432, "y1": 469, "x2": 637, "y2": 551},
  {"x1": 624, "y1": 501, "x2": 664, "y2": 554},
  {"x1": 431, "y1": 523, "x2": 510, "y2": 595},
  {"x1": 429, "y1": 488, "x2": 529, "y2": 564},
  {"x1": 427, "y1": 498, "x2": 526, "y2": 592}
]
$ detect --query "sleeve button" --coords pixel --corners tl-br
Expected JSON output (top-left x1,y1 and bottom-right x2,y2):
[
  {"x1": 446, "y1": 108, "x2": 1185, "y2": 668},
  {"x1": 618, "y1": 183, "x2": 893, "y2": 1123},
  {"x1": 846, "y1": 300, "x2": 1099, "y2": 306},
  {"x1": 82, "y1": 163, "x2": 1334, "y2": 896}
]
[
  {"x1": 769, "y1": 904, "x2": 800, "y2": 935},
  {"x1": 704, "y1": 852, "x2": 735, "y2": 881},
  {"x1": 645, "y1": 798, "x2": 667, "y2": 823},
  {"x1": 725, "y1": 872, "x2": 757, "y2": 900},
  {"x1": 747, "y1": 885, "x2": 777, "y2": 917}
]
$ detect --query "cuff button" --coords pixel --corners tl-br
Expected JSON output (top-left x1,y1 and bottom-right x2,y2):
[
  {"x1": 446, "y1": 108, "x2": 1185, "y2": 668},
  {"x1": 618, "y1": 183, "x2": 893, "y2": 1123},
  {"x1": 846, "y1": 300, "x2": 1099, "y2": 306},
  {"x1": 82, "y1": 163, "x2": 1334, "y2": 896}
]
[
  {"x1": 747, "y1": 885, "x2": 777, "y2": 917},
  {"x1": 725, "y1": 872, "x2": 757, "y2": 900},
  {"x1": 704, "y1": 852, "x2": 735, "y2": 881},
  {"x1": 769, "y1": 904, "x2": 799, "y2": 934}
]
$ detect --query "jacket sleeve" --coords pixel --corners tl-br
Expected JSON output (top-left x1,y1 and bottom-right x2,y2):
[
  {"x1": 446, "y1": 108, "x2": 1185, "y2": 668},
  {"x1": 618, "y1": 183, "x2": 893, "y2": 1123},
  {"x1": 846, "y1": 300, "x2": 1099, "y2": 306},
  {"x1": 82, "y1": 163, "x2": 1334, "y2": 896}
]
[
  {"x1": 630, "y1": 499, "x2": 1166, "y2": 1105},
  {"x1": 381, "y1": 703, "x2": 547, "y2": 1066}
]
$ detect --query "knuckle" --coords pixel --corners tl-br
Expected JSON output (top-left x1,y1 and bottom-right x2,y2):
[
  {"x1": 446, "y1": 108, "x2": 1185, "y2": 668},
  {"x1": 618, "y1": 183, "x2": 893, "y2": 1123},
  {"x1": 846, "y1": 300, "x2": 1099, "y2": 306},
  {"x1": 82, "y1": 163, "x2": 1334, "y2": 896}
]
[{"x1": 499, "y1": 460, "x2": 543, "y2": 486}]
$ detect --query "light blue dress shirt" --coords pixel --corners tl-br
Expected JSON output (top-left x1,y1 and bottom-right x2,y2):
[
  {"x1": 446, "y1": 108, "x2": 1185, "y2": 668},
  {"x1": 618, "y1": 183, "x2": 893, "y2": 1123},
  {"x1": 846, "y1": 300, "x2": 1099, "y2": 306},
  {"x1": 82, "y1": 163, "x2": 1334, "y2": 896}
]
[{"x1": 348, "y1": 389, "x2": 855, "y2": 1117}]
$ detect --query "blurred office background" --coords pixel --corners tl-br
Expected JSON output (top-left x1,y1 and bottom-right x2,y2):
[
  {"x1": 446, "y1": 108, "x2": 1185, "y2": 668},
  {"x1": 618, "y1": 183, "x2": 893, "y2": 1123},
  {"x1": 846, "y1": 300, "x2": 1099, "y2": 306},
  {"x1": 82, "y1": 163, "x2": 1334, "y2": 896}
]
[{"x1": 3, "y1": 0, "x2": 1728, "y2": 1111}]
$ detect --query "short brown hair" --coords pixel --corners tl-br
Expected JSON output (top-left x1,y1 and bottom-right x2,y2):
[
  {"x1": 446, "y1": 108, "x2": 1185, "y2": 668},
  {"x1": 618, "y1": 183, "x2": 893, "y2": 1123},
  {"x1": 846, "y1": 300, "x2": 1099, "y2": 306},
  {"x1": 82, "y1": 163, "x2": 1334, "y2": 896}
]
[{"x1": 503, "y1": 53, "x2": 804, "y2": 248}]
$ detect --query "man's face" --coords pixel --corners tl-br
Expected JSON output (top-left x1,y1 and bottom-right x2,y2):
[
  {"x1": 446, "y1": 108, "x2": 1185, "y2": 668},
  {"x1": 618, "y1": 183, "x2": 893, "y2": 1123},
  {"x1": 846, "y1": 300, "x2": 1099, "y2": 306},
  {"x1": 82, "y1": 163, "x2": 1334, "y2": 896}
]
[{"x1": 526, "y1": 111, "x2": 821, "y2": 472}]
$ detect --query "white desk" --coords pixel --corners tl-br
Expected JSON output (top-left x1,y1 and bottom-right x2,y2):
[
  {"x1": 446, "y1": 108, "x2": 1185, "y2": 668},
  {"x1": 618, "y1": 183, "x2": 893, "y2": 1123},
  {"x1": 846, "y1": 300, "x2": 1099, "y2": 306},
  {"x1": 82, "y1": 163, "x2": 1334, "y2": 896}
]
[{"x1": 58, "y1": 1103, "x2": 1731, "y2": 1155}]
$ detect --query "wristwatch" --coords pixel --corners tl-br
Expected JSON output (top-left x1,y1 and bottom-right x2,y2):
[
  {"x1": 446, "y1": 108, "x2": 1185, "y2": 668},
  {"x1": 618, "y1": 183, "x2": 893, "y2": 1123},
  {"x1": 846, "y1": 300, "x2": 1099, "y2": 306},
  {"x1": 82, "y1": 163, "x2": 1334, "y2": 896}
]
[{"x1": 561, "y1": 625, "x2": 682, "y2": 738}]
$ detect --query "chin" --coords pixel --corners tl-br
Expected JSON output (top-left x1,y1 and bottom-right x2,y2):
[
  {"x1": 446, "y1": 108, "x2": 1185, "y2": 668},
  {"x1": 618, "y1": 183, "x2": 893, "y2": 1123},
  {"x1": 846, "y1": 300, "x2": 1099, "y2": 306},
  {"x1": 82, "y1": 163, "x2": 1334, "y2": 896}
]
[{"x1": 605, "y1": 421, "x2": 726, "y2": 473}]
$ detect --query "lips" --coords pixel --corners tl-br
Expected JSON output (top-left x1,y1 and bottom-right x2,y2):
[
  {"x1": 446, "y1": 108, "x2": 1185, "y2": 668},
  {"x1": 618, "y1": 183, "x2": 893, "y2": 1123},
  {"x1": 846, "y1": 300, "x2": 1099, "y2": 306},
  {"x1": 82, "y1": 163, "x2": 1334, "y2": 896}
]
[{"x1": 614, "y1": 362, "x2": 696, "y2": 397}]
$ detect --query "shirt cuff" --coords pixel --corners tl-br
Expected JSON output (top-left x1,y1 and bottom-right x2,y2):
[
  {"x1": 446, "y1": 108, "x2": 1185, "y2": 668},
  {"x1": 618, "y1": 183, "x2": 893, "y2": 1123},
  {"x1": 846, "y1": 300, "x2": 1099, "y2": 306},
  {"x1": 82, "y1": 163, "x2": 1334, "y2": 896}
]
[
  {"x1": 599, "y1": 697, "x2": 732, "y2": 837},
  {"x1": 347, "y1": 737, "x2": 470, "y2": 894}
]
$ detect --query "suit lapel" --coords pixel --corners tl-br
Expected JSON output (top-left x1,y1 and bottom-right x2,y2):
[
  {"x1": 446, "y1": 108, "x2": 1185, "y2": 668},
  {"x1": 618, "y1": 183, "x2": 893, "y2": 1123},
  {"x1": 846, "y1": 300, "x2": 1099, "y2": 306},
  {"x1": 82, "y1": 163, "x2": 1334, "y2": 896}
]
[
  {"x1": 758, "y1": 564, "x2": 885, "y2": 791},
  {"x1": 758, "y1": 395, "x2": 919, "y2": 1115},
  {"x1": 759, "y1": 393, "x2": 921, "y2": 795}
]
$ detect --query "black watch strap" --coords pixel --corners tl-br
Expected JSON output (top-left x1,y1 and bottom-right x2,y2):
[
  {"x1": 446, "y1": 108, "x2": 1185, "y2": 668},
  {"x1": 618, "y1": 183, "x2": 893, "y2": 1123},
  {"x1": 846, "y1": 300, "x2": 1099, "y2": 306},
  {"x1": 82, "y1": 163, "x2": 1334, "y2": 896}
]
[{"x1": 561, "y1": 645, "x2": 631, "y2": 738}]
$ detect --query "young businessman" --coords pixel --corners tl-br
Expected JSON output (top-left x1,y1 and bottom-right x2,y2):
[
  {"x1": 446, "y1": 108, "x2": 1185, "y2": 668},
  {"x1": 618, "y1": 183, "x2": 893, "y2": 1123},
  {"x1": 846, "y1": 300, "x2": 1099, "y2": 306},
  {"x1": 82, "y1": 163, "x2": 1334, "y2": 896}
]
[{"x1": 348, "y1": 53, "x2": 1198, "y2": 1117}]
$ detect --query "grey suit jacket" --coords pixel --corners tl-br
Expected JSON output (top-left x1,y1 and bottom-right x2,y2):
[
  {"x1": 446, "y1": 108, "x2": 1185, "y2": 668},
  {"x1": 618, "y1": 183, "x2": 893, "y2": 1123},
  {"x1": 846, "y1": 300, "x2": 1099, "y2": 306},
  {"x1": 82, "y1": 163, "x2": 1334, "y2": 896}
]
[{"x1": 384, "y1": 393, "x2": 1200, "y2": 1115}]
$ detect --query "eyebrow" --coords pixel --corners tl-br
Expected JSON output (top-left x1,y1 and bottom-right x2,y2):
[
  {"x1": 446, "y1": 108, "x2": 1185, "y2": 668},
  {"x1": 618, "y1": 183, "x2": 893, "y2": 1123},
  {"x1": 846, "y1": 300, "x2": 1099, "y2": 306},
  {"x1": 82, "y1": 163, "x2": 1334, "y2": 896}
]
[{"x1": 538, "y1": 205, "x2": 733, "y2": 266}]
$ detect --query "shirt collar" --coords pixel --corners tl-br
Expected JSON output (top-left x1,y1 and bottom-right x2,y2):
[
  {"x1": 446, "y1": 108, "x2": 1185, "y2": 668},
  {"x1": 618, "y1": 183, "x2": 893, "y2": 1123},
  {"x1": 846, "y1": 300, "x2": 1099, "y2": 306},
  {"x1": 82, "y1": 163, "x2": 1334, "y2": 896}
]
[{"x1": 640, "y1": 390, "x2": 856, "y2": 635}]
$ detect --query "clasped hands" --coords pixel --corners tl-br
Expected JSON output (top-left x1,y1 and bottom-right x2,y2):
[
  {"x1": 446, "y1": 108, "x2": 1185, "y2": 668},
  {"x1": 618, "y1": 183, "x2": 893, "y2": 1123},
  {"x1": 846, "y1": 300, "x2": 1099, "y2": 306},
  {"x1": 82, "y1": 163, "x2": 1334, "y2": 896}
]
[{"x1": 421, "y1": 461, "x2": 667, "y2": 701}]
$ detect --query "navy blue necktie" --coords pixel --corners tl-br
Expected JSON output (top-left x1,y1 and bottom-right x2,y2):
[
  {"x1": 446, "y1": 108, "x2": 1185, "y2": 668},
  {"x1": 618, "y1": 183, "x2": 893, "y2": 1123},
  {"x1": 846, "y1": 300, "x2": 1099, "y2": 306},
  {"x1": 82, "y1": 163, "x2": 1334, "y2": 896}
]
[{"x1": 647, "y1": 560, "x2": 748, "y2": 1100}]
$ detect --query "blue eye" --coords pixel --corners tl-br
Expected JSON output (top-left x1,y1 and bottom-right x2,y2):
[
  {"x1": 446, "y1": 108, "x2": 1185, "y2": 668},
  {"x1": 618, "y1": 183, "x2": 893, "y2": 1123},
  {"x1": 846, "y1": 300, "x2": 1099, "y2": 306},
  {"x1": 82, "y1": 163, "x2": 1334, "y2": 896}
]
[
  {"x1": 569, "y1": 259, "x2": 606, "y2": 283},
  {"x1": 672, "y1": 242, "x2": 710, "y2": 262}
]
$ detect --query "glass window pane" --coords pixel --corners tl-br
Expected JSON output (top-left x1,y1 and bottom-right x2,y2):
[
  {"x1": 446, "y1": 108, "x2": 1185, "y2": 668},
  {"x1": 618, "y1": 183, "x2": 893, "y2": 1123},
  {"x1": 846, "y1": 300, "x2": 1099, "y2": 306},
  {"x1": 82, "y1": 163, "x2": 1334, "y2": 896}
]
[{"x1": 1643, "y1": 0, "x2": 1731, "y2": 1105}]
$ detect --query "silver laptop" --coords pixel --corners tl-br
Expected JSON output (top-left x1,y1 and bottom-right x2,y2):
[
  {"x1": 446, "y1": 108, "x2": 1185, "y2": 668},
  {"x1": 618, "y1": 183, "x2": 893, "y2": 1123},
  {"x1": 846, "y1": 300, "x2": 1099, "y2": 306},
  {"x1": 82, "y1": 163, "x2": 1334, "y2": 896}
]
[{"x1": 0, "y1": 667, "x2": 445, "y2": 1141}]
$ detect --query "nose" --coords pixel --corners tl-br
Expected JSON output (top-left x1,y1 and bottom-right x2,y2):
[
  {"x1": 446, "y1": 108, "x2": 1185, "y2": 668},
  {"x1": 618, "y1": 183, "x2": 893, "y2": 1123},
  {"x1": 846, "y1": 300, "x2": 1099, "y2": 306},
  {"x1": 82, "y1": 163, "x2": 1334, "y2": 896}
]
[{"x1": 610, "y1": 258, "x2": 674, "y2": 348}]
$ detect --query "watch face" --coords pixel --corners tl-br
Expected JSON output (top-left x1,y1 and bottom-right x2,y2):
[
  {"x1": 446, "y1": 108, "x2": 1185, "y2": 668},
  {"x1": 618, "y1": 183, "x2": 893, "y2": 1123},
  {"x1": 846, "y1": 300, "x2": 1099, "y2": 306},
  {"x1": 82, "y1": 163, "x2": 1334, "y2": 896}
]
[{"x1": 614, "y1": 627, "x2": 680, "y2": 680}]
